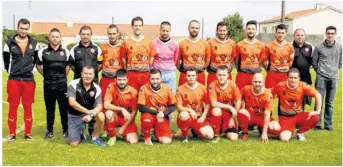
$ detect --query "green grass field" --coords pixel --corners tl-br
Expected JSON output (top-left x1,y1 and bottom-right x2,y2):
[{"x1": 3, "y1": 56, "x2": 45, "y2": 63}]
[{"x1": 2, "y1": 69, "x2": 342, "y2": 166}]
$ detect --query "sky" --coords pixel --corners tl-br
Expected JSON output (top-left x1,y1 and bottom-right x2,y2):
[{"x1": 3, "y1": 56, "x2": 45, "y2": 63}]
[{"x1": 2, "y1": 0, "x2": 343, "y2": 37}]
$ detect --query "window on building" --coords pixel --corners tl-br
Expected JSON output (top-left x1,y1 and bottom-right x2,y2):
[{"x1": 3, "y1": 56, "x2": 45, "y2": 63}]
[
  {"x1": 263, "y1": 27, "x2": 267, "y2": 33},
  {"x1": 272, "y1": 26, "x2": 276, "y2": 33}
]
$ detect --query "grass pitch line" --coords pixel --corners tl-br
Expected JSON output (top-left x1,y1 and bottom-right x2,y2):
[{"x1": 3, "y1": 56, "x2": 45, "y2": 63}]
[{"x1": 2, "y1": 101, "x2": 35, "y2": 142}]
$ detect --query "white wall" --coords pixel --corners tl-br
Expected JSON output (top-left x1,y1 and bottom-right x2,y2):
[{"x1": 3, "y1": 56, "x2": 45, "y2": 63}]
[
  {"x1": 293, "y1": 9, "x2": 342, "y2": 37},
  {"x1": 259, "y1": 21, "x2": 293, "y2": 34}
]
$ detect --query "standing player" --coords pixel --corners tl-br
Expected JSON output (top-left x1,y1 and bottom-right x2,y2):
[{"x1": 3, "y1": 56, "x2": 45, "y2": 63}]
[
  {"x1": 176, "y1": 20, "x2": 211, "y2": 86},
  {"x1": 176, "y1": 67, "x2": 214, "y2": 143},
  {"x1": 138, "y1": 69, "x2": 176, "y2": 145},
  {"x1": 36, "y1": 28, "x2": 69, "y2": 139},
  {"x1": 207, "y1": 21, "x2": 235, "y2": 86},
  {"x1": 237, "y1": 73, "x2": 281, "y2": 142},
  {"x1": 235, "y1": 20, "x2": 266, "y2": 90},
  {"x1": 69, "y1": 25, "x2": 102, "y2": 137},
  {"x1": 272, "y1": 68, "x2": 322, "y2": 141},
  {"x1": 123, "y1": 16, "x2": 155, "y2": 91},
  {"x1": 99, "y1": 24, "x2": 125, "y2": 137},
  {"x1": 104, "y1": 69, "x2": 138, "y2": 145},
  {"x1": 3, "y1": 18, "x2": 39, "y2": 141},
  {"x1": 152, "y1": 21, "x2": 179, "y2": 127},
  {"x1": 209, "y1": 65, "x2": 242, "y2": 143},
  {"x1": 264, "y1": 24, "x2": 295, "y2": 88}
]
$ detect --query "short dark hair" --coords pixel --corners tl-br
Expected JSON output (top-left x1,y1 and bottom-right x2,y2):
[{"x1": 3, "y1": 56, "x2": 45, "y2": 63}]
[
  {"x1": 49, "y1": 28, "x2": 61, "y2": 34},
  {"x1": 246, "y1": 20, "x2": 257, "y2": 28},
  {"x1": 79, "y1": 25, "x2": 92, "y2": 34},
  {"x1": 82, "y1": 65, "x2": 95, "y2": 73},
  {"x1": 149, "y1": 68, "x2": 162, "y2": 77},
  {"x1": 216, "y1": 21, "x2": 227, "y2": 31},
  {"x1": 216, "y1": 65, "x2": 229, "y2": 72},
  {"x1": 294, "y1": 28, "x2": 305, "y2": 34},
  {"x1": 276, "y1": 24, "x2": 287, "y2": 32},
  {"x1": 108, "y1": 24, "x2": 119, "y2": 31},
  {"x1": 288, "y1": 68, "x2": 300, "y2": 77},
  {"x1": 188, "y1": 20, "x2": 200, "y2": 27},
  {"x1": 116, "y1": 69, "x2": 127, "y2": 78},
  {"x1": 326, "y1": 26, "x2": 336, "y2": 33},
  {"x1": 186, "y1": 67, "x2": 198, "y2": 74},
  {"x1": 17, "y1": 18, "x2": 30, "y2": 27},
  {"x1": 160, "y1": 21, "x2": 171, "y2": 27},
  {"x1": 131, "y1": 16, "x2": 144, "y2": 26}
]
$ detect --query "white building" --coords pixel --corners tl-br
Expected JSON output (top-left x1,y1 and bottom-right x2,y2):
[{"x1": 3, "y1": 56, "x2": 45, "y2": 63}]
[{"x1": 258, "y1": 3, "x2": 342, "y2": 36}]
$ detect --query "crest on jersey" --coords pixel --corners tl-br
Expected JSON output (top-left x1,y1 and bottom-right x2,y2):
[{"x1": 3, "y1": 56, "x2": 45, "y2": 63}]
[
  {"x1": 89, "y1": 91, "x2": 95, "y2": 98},
  {"x1": 186, "y1": 46, "x2": 189, "y2": 50},
  {"x1": 103, "y1": 50, "x2": 108, "y2": 54},
  {"x1": 209, "y1": 85, "x2": 213, "y2": 91},
  {"x1": 214, "y1": 46, "x2": 218, "y2": 50},
  {"x1": 29, "y1": 44, "x2": 33, "y2": 50},
  {"x1": 184, "y1": 94, "x2": 188, "y2": 99},
  {"x1": 107, "y1": 84, "x2": 112, "y2": 90},
  {"x1": 60, "y1": 51, "x2": 65, "y2": 56},
  {"x1": 305, "y1": 48, "x2": 310, "y2": 52},
  {"x1": 273, "y1": 49, "x2": 276, "y2": 53},
  {"x1": 139, "y1": 87, "x2": 144, "y2": 92},
  {"x1": 130, "y1": 46, "x2": 133, "y2": 50},
  {"x1": 91, "y1": 48, "x2": 95, "y2": 53}
]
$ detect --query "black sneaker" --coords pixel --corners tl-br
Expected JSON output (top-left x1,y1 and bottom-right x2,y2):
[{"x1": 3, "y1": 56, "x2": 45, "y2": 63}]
[
  {"x1": 191, "y1": 129, "x2": 199, "y2": 140},
  {"x1": 25, "y1": 135, "x2": 35, "y2": 141},
  {"x1": 88, "y1": 129, "x2": 94, "y2": 138},
  {"x1": 181, "y1": 136, "x2": 189, "y2": 143},
  {"x1": 8, "y1": 135, "x2": 16, "y2": 142},
  {"x1": 314, "y1": 126, "x2": 322, "y2": 131},
  {"x1": 63, "y1": 131, "x2": 68, "y2": 138},
  {"x1": 44, "y1": 132, "x2": 54, "y2": 139}
]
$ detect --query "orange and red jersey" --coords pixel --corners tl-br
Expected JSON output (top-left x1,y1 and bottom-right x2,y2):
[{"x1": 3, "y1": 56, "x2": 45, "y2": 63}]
[
  {"x1": 123, "y1": 37, "x2": 155, "y2": 72},
  {"x1": 235, "y1": 39, "x2": 266, "y2": 74},
  {"x1": 104, "y1": 83, "x2": 138, "y2": 116},
  {"x1": 100, "y1": 42, "x2": 125, "y2": 77},
  {"x1": 265, "y1": 41, "x2": 294, "y2": 72},
  {"x1": 208, "y1": 80, "x2": 242, "y2": 107},
  {"x1": 176, "y1": 83, "x2": 209, "y2": 116},
  {"x1": 241, "y1": 85, "x2": 273, "y2": 116},
  {"x1": 207, "y1": 38, "x2": 236, "y2": 73},
  {"x1": 271, "y1": 81, "x2": 318, "y2": 116},
  {"x1": 178, "y1": 37, "x2": 211, "y2": 72},
  {"x1": 138, "y1": 83, "x2": 176, "y2": 112}
]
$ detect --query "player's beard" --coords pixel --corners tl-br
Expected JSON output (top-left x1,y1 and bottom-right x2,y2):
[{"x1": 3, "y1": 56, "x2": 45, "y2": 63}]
[
  {"x1": 117, "y1": 83, "x2": 128, "y2": 90},
  {"x1": 151, "y1": 82, "x2": 161, "y2": 91},
  {"x1": 190, "y1": 31, "x2": 198, "y2": 38},
  {"x1": 18, "y1": 33, "x2": 27, "y2": 39},
  {"x1": 218, "y1": 79, "x2": 227, "y2": 87},
  {"x1": 247, "y1": 33, "x2": 255, "y2": 39}
]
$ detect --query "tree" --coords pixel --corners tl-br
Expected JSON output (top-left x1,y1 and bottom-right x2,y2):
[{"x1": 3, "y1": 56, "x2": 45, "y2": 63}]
[
  {"x1": 222, "y1": 12, "x2": 245, "y2": 43},
  {"x1": 2, "y1": 28, "x2": 49, "y2": 47}
]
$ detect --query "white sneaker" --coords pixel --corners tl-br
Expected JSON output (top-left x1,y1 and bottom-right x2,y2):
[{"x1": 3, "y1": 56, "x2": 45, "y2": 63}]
[{"x1": 297, "y1": 133, "x2": 306, "y2": 141}]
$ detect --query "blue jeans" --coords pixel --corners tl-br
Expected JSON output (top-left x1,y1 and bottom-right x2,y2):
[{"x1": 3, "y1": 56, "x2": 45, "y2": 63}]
[{"x1": 314, "y1": 73, "x2": 338, "y2": 128}]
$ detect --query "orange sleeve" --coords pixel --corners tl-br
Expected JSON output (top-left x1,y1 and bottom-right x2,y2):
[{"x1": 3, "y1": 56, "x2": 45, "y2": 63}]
[
  {"x1": 271, "y1": 84, "x2": 278, "y2": 98},
  {"x1": 303, "y1": 83, "x2": 318, "y2": 97},
  {"x1": 232, "y1": 82, "x2": 242, "y2": 101},
  {"x1": 203, "y1": 87, "x2": 210, "y2": 105},
  {"x1": 168, "y1": 87, "x2": 176, "y2": 105},
  {"x1": 264, "y1": 45, "x2": 270, "y2": 61},
  {"x1": 150, "y1": 41, "x2": 156, "y2": 57},
  {"x1": 137, "y1": 87, "x2": 146, "y2": 105},
  {"x1": 205, "y1": 41, "x2": 211, "y2": 68},
  {"x1": 104, "y1": 83, "x2": 114, "y2": 103},
  {"x1": 175, "y1": 88, "x2": 183, "y2": 106},
  {"x1": 208, "y1": 83, "x2": 217, "y2": 102},
  {"x1": 289, "y1": 44, "x2": 295, "y2": 65},
  {"x1": 240, "y1": 86, "x2": 246, "y2": 102},
  {"x1": 260, "y1": 44, "x2": 267, "y2": 61},
  {"x1": 131, "y1": 89, "x2": 138, "y2": 110},
  {"x1": 264, "y1": 90, "x2": 273, "y2": 111},
  {"x1": 231, "y1": 42, "x2": 236, "y2": 60},
  {"x1": 122, "y1": 40, "x2": 128, "y2": 60}
]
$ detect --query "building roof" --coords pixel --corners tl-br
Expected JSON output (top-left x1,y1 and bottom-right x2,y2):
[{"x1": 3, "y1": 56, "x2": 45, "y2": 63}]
[
  {"x1": 30, "y1": 21, "x2": 161, "y2": 39},
  {"x1": 259, "y1": 6, "x2": 342, "y2": 24}
]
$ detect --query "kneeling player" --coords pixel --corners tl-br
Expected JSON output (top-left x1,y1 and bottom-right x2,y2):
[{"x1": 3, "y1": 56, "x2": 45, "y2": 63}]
[
  {"x1": 209, "y1": 65, "x2": 242, "y2": 143},
  {"x1": 237, "y1": 73, "x2": 281, "y2": 142},
  {"x1": 272, "y1": 68, "x2": 322, "y2": 141},
  {"x1": 138, "y1": 69, "x2": 176, "y2": 145},
  {"x1": 176, "y1": 67, "x2": 214, "y2": 143},
  {"x1": 104, "y1": 69, "x2": 138, "y2": 145}
]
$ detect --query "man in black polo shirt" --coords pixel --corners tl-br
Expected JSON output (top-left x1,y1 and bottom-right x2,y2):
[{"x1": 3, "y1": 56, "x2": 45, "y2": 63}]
[
  {"x1": 69, "y1": 25, "x2": 102, "y2": 137},
  {"x1": 291, "y1": 28, "x2": 313, "y2": 108},
  {"x1": 67, "y1": 66, "x2": 105, "y2": 147},
  {"x1": 37, "y1": 28, "x2": 69, "y2": 139}
]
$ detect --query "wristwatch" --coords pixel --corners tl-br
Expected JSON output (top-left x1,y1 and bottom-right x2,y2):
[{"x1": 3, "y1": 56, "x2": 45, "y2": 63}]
[{"x1": 90, "y1": 113, "x2": 95, "y2": 119}]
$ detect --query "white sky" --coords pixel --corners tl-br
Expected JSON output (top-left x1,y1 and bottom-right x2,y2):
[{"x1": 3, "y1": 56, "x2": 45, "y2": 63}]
[{"x1": 2, "y1": 0, "x2": 343, "y2": 37}]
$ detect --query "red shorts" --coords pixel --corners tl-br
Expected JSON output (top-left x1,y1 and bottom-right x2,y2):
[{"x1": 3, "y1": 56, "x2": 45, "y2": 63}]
[
  {"x1": 265, "y1": 71, "x2": 287, "y2": 88},
  {"x1": 99, "y1": 77, "x2": 116, "y2": 99},
  {"x1": 128, "y1": 71, "x2": 149, "y2": 91},
  {"x1": 235, "y1": 72, "x2": 254, "y2": 90},
  {"x1": 179, "y1": 71, "x2": 206, "y2": 86},
  {"x1": 114, "y1": 112, "x2": 138, "y2": 136},
  {"x1": 248, "y1": 113, "x2": 275, "y2": 128},
  {"x1": 141, "y1": 113, "x2": 172, "y2": 138},
  {"x1": 278, "y1": 112, "x2": 310, "y2": 133},
  {"x1": 7, "y1": 79, "x2": 36, "y2": 104},
  {"x1": 190, "y1": 117, "x2": 211, "y2": 138},
  {"x1": 207, "y1": 72, "x2": 232, "y2": 88}
]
